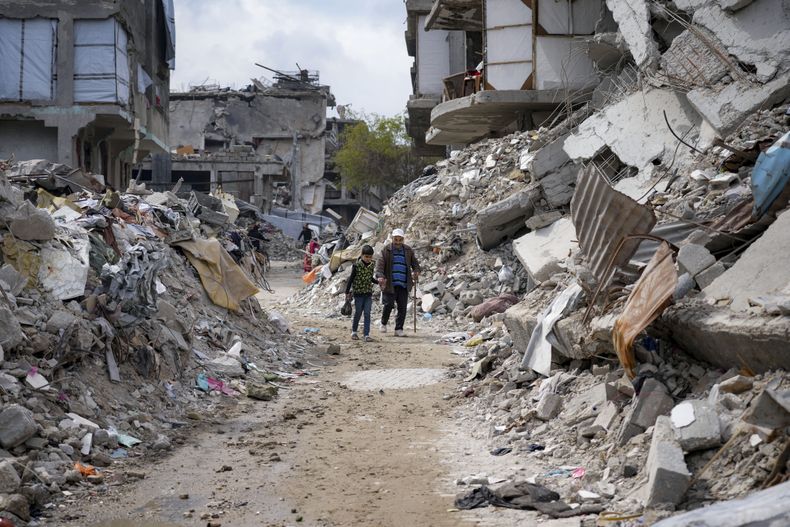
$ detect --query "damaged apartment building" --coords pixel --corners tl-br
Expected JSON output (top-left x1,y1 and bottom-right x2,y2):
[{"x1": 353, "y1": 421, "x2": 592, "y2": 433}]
[
  {"x1": 405, "y1": 0, "x2": 603, "y2": 150},
  {"x1": 141, "y1": 71, "x2": 335, "y2": 215},
  {"x1": 0, "y1": 0, "x2": 176, "y2": 190}
]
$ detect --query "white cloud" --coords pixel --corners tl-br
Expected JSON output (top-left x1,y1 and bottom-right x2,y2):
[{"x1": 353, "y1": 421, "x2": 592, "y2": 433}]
[{"x1": 170, "y1": 0, "x2": 414, "y2": 116}]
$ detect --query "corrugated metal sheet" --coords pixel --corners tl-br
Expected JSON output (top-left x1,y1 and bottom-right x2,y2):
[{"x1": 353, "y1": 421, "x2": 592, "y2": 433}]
[
  {"x1": 571, "y1": 165, "x2": 657, "y2": 284},
  {"x1": 632, "y1": 221, "x2": 698, "y2": 263},
  {"x1": 613, "y1": 242, "x2": 677, "y2": 379}
]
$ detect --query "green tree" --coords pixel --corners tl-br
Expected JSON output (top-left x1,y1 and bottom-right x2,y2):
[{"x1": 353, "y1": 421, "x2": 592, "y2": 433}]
[{"x1": 335, "y1": 112, "x2": 431, "y2": 191}]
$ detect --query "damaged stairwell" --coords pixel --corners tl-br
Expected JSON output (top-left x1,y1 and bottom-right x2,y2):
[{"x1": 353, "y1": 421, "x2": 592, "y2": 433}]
[{"x1": 293, "y1": 0, "x2": 790, "y2": 523}]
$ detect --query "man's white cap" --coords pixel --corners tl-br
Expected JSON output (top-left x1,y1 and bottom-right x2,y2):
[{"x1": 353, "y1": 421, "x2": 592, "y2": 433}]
[{"x1": 391, "y1": 228, "x2": 405, "y2": 238}]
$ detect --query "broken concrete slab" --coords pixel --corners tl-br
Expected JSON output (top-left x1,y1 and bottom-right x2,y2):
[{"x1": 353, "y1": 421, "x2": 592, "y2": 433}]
[
  {"x1": 718, "y1": 375, "x2": 753, "y2": 394},
  {"x1": 540, "y1": 164, "x2": 580, "y2": 208},
  {"x1": 476, "y1": 184, "x2": 540, "y2": 250},
  {"x1": 670, "y1": 399, "x2": 722, "y2": 452},
  {"x1": 0, "y1": 459, "x2": 20, "y2": 494},
  {"x1": 704, "y1": 209, "x2": 790, "y2": 310},
  {"x1": 645, "y1": 416, "x2": 691, "y2": 508},
  {"x1": 677, "y1": 244, "x2": 716, "y2": 277},
  {"x1": 0, "y1": 264, "x2": 27, "y2": 296},
  {"x1": 660, "y1": 303, "x2": 790, "y2": 373},
  {"x1": 659, "y1": 28, "x2": 730, "y2": 87},
  {"x1": 605, "y1": 0, "x2": 660, "y2": 68},
  {"x1": 503, "y1": 301, "x2": 539, "y2": 352},
  {"x1": 512, "y1": 218, "x2": 577, "y2": 283},
  {"x1": 564, "y1": 89, "x2": 700, "y2": 170},
  {"x1": 592, "y1": 401, "x2": 620, "y2": 433},
  {"x1": 652, "y1": 479, "x2": 790, "y2": 527},
  {"x1": 742, "y1": 388, "x2": 790, "y2": 430},
  {"x1": 688, "y1": 71, "x2": 790, "y2": 141}
]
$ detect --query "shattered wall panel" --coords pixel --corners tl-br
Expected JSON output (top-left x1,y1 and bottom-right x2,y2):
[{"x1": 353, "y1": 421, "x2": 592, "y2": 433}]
[
  {"x1": 570, "y1": 165, "x2": 656, "y2": 284},
  {"x1": 659, "y1": 28, "x2": 730, "y2": 87},
  {"x1": 604, "y1": 0, "x2": 659, "y2": 68}
]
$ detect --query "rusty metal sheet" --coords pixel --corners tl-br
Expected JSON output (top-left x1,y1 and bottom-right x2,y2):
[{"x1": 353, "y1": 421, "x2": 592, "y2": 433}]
[
  {"x1": 612, "y1": 242, "x2": 677, "y2": 379},
  {"x1": 571, "y1": 165, "x2": 657, "y2": 284}
]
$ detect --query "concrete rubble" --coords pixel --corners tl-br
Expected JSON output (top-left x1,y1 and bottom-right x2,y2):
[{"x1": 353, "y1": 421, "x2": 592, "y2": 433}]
[
  {"x1": 0, "y1": 156, "x2": 314, "y2": 525},
  {"x1": 292, "y1": 0, "x2": 789, "y2": 523}
]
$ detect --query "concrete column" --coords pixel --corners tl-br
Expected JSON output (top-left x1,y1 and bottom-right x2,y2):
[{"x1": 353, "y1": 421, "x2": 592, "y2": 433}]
[
  {"x1": 56, "y1": 125, "x2": 76, "y2": 167},
  {"x1": 56, "y1": 12, "x2": 74, "y2": 107}
]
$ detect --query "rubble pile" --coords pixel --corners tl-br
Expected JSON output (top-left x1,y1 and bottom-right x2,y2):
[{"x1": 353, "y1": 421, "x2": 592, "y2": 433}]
[
  {"x1": 294, "y1": 0, "x2": 790, "y2": 522},
  {"x1": 0, "y1": 158, "x2": 308, "y2": 525}
]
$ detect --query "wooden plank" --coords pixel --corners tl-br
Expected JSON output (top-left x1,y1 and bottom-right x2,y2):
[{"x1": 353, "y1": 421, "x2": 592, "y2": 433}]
[{"x1": 106, "y1": 348, "x2": 121, "y2": 383}]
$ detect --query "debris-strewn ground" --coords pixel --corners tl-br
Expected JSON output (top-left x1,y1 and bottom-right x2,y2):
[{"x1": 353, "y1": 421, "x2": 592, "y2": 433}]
[{"x1": 0, "y1": 157, "x2": 312, "y2": 526}]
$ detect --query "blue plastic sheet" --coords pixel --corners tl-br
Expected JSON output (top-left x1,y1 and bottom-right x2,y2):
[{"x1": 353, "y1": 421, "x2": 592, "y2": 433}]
[{"x1": 752, "y1": 131, "x2": 790, "y2": 217}]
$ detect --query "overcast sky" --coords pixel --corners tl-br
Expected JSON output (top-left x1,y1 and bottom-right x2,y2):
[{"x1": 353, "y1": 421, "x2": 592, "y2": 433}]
[{"x1": 169, "y1": 0, "x2": 414, "y2": 117}]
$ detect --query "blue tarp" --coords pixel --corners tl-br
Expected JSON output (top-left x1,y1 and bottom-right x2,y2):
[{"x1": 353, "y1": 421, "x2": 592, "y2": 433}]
[{"x1": 752, "y1": 131, "x2": 790, "y2": 217}]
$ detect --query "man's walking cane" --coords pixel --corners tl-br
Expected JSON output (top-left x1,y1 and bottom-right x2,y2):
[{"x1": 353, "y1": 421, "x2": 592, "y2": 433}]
[{"x1": 413, "y1": 275, "x2": 418, "y2": 333}]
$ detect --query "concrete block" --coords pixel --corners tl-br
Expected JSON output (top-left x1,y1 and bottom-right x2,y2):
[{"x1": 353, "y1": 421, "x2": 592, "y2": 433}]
[
  {"x1": 677, "y1": 244, "x2": 716, "y2": 277},
  {"x1": 645, "y1": 416, "x2": 691, "y2": 508},
  {"x1": 0, "y1": 405, "x2": 38, "y2": 449},
  {"x1": 540, "y1": 163, "x2": 580, "y2": 208},
  {"x1": 536, "y1": 393, "x2": 563, "y2": 421},
  {"x1": 660, "y1": 29, "x2": 728, "y2": 87},
  {"x1": 525, "y1": 211, "x2": 563, "y2": 231},
  {"x1": 660, "y1": 304, "x2": 790, "y2": 373},
  {"x1": 632, "y1": 378, "x2": 674, "y2": 430},
  {"x1": 592, "y1": 401, "x2": 620, "y2": 432},
  {"x1": 421, "y1": 281, "x2": 445, "y2": 296},
  {"x1": 475, "y1": 185, "x2": 540, "y2": 250},
  {"x1": 421, "y1": 293, "x2": 440, "y2": 313},
  {"x1": 459, "y1": 290, "x2": 483, "y2": 306},
  {"x1": 512, "y1": 218, "x2": 577, "y2": 283},
  {"x1": 528, "y1": 133, "x2": 571, "y2": 178},
  {"x1": 670, "y1": 400, "x2": 722, "y2": 452},
  {"x1": 695, "y1": 261, "x2": 725, "y2": 290},
  {"x1": 503, "y1": 301, "x2": 539, "y2": 352},
  {"x1": 742, "y1": 388, "x2": 790, "y2": 430}
]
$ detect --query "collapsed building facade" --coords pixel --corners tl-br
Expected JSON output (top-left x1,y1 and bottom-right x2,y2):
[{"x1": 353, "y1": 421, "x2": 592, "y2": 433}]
[
  {"x1": 0, "y1": 0, "x2": 176, "y2": 190},
  {"x1": 140, "y1": 72, "x2": 335, "y2": 215}
]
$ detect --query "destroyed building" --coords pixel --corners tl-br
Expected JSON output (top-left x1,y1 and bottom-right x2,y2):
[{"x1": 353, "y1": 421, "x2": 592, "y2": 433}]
[
  {"x1": 405, "y1": 0, "x2": 602, "y2": 149},
  {"x1": 0, "y1": 0, "x2": 176, "y2": 190},
  {"x1": 139, "y1": 71, "x2": 335, "y2": 215}
]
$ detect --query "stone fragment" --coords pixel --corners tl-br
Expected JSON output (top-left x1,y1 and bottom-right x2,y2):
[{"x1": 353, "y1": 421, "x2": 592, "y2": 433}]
[
  {"x1": 695, "y1": 261, "x2": 725, "y2": 290},
  {"x1": 92, "y1": 429, "x2": 111, "y2": 446},
  {"x1": 9, "y1": 201, "x2": 55, "y2": 241},
  {"x1": 247, "y1": 382, "x2": 278, "y2": 401},
  {"x1": 671, "y1": 400, "x2": 721, "y2": 452},
  {"x1": 718, "y1": 375, "x2": 753, "y2": 395},
  {"x1": 536, "y1": 393, "x2": 563, "y2": 421},
  {"x1": 475, "y1": 186, "x2": 540, "y2": 250},
  {"x1": 151, "y1": 435, "x2": 172, "y2": 451},
  {"x1": 46, "y1": 310, "x2": 77, "y2": 334},
  {"x1": 0, "y1": 405, "x2": 38, "y2": 448},
  {"x1": 0, "y1": 459, "x2": 21, "y2": 493},
  {"x1": 0, "y1": 493, "x2": 30, "y2": 521},
  {"x1": 605, "y1": 0, "x2": 659, "y2": 68},
  {"x1": 540, "y1": 164, "x2": 579, "y2": 208},
  {"x1": 459, "y1": 290, "x2": 483, "y2": 306},
  {"x1": 645, "y1": 416, "x2": 690, "y2": 508},
  {"x1": 0, "y1": 306, "x2": 24, "y2": 351},
  {"x1": 421, "y1": 293, "x2": 440, "y2": 313},
  {"x1": 592, "y1": 401, "x2": 620, "y2": 433},
  {"x1": 619, "y1": 378, "x2": 673, "y2": 445},
  {"x1": 677, "y1": 244, "x2": 716, "y2": 277},
  {"x1": 525, "y1": 211, "x2": 563, "y2": 231},
  {"x1": 742, "y1": 388, "x2": 790, "y2": 430}
]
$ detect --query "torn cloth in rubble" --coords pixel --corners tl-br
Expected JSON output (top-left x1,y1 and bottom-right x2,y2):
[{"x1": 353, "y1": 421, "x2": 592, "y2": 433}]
[
  {"x1": 470, "y1": 294, "x2": 519, "y2": 323},
  {"x1": 613, "y1": 242, "x2": 677, "y2": 379},
  {"x1": 521, "y1": 283, "x2": 583, "y2": 376},
  {"x1": 174, "y1": 238, "x2": 259, "y2": 311},
  {"x1": 454, "y1": 482, "x2": 603, "y2": 518},
  {"x1": 100, "y1": 244, "x2": 168, "y2": 326}
]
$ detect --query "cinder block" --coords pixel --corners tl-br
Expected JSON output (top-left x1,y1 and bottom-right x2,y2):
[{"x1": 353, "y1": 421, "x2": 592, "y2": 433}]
[
  {"x1": 670, "y1": 400, "x2": 722, "y2": 452},
  {"x1": 536, "y1": 393, "x2": 563, "y2": 421},
  {"x1": 645, "y1": 416, "x2": 691, "y2": 508},
  {"x1": 677, "y1": 244, "x2": 716, "y2": 277}
]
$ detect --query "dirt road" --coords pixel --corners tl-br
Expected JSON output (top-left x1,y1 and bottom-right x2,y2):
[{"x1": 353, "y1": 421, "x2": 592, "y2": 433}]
[{"x1": 55, "y1": 262, "x2": 558, "y2": 527}]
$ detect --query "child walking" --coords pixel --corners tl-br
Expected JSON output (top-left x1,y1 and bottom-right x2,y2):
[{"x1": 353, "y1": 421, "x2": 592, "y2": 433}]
[{"x1": 345, "y1": 245, "x2": 377, "y2": 342}]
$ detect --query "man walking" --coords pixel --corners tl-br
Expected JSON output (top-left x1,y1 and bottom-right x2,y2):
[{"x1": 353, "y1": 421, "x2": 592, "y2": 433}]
[{"x1": 375, "y1": 228, "x2": 420, "y2": 336}]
